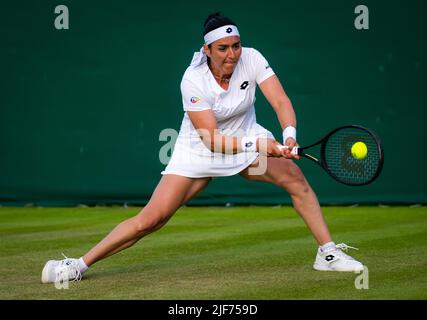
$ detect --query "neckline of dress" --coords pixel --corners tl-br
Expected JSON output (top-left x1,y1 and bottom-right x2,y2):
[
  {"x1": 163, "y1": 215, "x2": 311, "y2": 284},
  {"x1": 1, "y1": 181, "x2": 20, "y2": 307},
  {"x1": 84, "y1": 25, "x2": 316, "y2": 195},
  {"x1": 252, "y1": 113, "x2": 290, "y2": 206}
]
[{"x1": 206, "y1": 62, "x2": 239, "y2": 93}]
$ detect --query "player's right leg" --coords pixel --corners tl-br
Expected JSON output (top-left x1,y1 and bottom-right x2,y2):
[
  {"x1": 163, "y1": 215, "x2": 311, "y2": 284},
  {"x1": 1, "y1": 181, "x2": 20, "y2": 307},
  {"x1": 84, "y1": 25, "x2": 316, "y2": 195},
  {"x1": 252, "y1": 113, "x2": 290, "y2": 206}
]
[
  {"x1": 93, "y1": 176, "x2": 211, "y2": 260},
  {"x1": 41, "y1": 175, "x2": 210, "y2": 283}
]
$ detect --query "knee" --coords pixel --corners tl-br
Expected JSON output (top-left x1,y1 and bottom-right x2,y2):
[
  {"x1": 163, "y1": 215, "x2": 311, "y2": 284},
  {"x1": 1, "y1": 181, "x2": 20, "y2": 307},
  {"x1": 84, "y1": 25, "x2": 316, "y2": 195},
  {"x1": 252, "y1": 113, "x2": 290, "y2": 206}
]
[
  {"x1": 276, "y1": 164, "x2": 310, "y2": 195},
  {"x1": 133, "y1": 211, "x2": 168, "y2": 236}
]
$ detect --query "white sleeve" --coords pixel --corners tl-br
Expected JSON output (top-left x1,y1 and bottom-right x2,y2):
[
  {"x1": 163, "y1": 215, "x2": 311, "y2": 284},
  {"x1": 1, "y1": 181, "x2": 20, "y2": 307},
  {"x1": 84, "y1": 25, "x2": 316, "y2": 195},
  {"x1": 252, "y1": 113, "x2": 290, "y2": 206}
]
[
  {"x1": 180, "y1": 78, "x2": 211, "y2": 112},
  {"x1": 249, "y1": 48, "x2": 276, "y2": 85}
]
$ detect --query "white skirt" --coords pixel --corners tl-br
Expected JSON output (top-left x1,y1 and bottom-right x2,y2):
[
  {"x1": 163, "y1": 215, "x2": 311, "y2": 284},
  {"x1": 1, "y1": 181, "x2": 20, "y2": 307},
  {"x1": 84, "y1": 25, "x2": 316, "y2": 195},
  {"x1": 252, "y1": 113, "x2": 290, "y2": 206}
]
[{"x1": 161, "y1": 123, "x2": 274, "y2": 178}]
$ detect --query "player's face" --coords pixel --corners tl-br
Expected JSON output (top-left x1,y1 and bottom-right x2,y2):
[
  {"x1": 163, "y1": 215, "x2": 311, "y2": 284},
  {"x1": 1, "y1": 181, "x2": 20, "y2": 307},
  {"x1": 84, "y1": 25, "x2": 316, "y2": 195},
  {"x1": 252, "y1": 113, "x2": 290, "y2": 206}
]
[{"x1": 205, "y1": 36, "x2": 242, "y2": 75}]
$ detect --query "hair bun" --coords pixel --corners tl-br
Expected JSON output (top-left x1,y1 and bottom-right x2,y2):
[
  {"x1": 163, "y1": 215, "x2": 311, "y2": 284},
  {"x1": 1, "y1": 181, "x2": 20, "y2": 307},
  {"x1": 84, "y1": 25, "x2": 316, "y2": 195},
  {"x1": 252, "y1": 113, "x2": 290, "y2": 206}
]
[
  {"x1": 203, "y1": 12, "x2": 222, "y2": 28},
  {"x1": 203, "y1": 12, "x2": 237, "y2": 36}
]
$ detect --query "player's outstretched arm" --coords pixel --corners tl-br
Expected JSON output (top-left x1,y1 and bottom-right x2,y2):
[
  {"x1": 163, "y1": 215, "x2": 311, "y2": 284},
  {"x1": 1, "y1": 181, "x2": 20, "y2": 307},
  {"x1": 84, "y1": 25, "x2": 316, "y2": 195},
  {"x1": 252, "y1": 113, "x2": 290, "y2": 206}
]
[{"x1": 259, "y1": 75, "x2": 299, "y2": 159}]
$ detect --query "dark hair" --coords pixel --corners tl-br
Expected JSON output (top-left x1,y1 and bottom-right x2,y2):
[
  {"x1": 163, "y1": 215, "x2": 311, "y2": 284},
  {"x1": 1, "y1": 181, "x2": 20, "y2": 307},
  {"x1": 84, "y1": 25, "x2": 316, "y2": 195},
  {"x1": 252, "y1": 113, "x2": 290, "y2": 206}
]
[{"x1": 203, "y1": 12, "x2": 237, "y2": 36}]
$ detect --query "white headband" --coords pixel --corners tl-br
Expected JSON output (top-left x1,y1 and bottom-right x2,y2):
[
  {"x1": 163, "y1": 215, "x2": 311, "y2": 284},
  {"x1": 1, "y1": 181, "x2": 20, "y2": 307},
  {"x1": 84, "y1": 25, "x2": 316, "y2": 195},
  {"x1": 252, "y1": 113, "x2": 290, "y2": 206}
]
[{"x1": 204, "y1": 25, "x2": 240, "y2": 45}]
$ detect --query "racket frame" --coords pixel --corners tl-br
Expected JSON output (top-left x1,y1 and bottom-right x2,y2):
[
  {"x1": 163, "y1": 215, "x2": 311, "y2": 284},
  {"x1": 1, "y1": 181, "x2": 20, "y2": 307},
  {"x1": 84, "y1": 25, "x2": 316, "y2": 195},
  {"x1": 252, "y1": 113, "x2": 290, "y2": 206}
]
[{"x1": 295, "y1": 125, "x2": 384, "y2": 186}]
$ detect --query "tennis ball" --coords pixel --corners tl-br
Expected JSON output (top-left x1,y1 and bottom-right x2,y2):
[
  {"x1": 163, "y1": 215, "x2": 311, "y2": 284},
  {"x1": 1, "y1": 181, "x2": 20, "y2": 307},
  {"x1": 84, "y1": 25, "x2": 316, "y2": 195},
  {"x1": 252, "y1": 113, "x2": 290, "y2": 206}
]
[{"x1": 351, "y1": 142, "x2": 368, "y2": 160}]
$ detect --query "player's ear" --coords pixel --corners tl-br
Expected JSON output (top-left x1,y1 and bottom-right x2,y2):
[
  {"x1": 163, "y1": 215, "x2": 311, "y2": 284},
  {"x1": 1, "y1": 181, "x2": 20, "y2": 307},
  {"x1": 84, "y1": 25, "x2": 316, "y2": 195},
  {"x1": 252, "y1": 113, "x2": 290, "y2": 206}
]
[{"x1": 203, "y1": 44, "x2": 211, "y2": 57}]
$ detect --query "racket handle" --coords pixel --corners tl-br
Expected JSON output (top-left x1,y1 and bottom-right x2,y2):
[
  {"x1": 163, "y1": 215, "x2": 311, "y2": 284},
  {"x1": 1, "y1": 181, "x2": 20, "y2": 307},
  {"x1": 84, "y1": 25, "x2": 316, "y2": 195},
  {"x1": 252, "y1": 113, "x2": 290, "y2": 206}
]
[{"x1": 278, "y1": 145, "x2": 299, "y2": 155}]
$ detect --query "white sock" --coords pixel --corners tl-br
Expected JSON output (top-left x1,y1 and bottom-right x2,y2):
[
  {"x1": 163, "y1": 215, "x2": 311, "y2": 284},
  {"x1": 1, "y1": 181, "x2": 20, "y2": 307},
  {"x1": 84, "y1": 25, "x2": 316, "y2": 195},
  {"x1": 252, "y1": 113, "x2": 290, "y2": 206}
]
[
  {"x1": 320, "y1": 241, "x2": 336, "y2": 252},
  {"x1": 78, "y1": 257, "x2": 89, "y2": 273}
]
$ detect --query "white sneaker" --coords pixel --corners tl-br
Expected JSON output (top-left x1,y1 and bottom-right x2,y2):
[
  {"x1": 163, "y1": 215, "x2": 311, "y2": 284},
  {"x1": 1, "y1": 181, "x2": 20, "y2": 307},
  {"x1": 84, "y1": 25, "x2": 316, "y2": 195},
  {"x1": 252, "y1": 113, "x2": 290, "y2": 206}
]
[
  {"x1": 41, "y1": 253, "x2": 82, "y2": 284},
  {"x1": 313, "y1": 243, "x2": 364, "y2": 272}
]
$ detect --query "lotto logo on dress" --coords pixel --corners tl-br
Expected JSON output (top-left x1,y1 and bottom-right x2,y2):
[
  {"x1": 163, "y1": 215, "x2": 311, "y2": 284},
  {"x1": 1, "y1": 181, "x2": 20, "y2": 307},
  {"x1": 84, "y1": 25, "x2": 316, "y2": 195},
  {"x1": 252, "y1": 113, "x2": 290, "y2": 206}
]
[{"x1": 190, "y1": 97, "x2": 200, "y2": 104}]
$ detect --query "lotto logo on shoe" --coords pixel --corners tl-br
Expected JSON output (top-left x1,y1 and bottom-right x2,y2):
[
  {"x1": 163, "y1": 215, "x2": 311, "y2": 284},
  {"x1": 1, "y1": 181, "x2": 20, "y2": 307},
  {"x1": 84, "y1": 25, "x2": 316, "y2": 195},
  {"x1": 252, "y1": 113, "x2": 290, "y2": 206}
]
[{"x1": 325, "y1": 255, "x2": 335, "y2": 262}]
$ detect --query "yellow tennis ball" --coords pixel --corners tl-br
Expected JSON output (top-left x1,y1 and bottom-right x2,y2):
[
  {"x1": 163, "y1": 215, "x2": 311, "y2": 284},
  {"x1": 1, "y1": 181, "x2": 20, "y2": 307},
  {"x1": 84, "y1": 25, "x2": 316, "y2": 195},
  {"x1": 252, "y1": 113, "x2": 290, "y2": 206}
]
[{"x1": 351, "y1": 142, "x2": 368, "y2": 160}]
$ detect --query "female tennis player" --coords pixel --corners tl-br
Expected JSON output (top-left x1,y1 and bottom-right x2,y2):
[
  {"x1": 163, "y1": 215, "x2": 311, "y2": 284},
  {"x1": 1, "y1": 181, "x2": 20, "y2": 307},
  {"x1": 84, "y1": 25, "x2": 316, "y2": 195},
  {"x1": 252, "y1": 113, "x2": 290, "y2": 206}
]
[{"x1": 42, "y1": 13, "x2": 363, "y2": 284}]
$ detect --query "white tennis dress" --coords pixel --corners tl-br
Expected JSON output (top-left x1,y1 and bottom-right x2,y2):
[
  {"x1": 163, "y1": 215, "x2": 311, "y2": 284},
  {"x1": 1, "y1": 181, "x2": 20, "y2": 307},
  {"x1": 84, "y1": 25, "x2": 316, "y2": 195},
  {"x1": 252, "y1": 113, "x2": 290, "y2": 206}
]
[{"x1": 161, "y1": 47, "x2": 276, "y2": 178}]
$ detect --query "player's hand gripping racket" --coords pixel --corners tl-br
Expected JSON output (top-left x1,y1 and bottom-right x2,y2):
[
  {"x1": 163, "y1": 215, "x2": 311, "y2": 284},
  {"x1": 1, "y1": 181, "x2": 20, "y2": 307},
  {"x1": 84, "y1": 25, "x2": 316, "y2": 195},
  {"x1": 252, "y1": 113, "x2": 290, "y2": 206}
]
[{"x1": 280, "y1": 125, "x2": 384, "y2": 186}]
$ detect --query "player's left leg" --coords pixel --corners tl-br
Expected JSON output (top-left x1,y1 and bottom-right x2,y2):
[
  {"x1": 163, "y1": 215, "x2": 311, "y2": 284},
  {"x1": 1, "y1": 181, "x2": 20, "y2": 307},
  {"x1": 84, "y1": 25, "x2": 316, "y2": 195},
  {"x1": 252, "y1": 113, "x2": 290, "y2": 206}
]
[
  {"x1": 239, "y1": 157, "x2": 363, "y2": 272},
  {"x1": 240, "y1": 157, "x2": 331, "y2": 245}
]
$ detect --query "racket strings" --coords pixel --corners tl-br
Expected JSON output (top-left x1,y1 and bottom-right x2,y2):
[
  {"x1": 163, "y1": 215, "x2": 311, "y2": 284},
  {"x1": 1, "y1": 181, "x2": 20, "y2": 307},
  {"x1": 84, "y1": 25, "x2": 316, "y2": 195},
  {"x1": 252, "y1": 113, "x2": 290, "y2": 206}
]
[{"x1": 323, "y1": 127, "x2": 382, "y2": 185}]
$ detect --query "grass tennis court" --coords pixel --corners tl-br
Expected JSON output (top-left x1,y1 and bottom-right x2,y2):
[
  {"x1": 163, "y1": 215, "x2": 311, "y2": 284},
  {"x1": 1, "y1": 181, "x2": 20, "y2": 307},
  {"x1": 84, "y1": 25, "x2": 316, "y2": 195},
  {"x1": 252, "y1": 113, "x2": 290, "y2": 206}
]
[{"x1": 0, "y1": 205, "x2": 425, "y2": 299}]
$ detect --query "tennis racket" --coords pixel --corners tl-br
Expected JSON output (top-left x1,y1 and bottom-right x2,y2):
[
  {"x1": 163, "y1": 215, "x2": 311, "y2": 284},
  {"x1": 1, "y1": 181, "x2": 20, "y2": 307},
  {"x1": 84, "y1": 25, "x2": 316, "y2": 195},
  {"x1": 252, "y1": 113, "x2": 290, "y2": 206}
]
[{"x1": 280, "y1": 125, "x2": 384, "y2": 186}]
